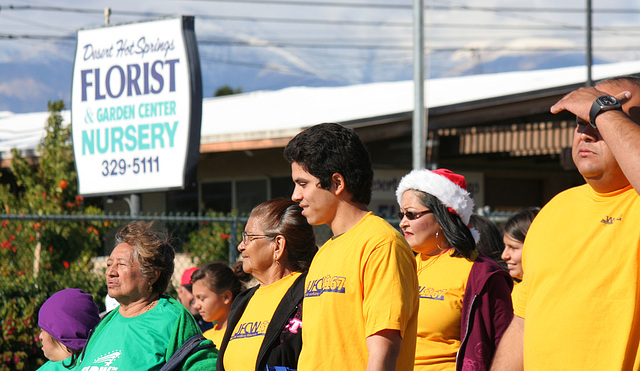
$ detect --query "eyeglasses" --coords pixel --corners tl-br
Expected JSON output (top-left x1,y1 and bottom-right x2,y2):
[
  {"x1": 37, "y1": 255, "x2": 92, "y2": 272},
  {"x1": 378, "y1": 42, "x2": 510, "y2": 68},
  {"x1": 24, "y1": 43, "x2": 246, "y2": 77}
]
[
  {"x1": 241, "y1": 232, "x2": 274, "y2": 244},
  {"x1": 397, "y1": 210, "x2": 433, "y2": 221},
  {"x1": 576, "y1": 118, "x2": 598, "y2": 131}
]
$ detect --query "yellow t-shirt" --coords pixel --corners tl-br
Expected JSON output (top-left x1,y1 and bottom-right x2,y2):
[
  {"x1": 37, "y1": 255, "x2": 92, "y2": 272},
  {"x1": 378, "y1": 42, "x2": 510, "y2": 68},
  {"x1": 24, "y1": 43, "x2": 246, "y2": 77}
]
[
  {"x1": 223, "y1": 272, "x2": 302, "y2": 371},
  {"x1": 203, "y1": 324, "x2": 225, "y2": 349},
  {"x1": 510, "y1": 280, "x2": 521, "y2": 304},
  {"x1": 516, "y1": 184, "x2": 640, "y2": 369},
  {"x1": 297, "y1": 212, "x2": 419, "y2": 371},
  {"x1": 414, "y1": 250, "x2": 475, "y2": 370}
]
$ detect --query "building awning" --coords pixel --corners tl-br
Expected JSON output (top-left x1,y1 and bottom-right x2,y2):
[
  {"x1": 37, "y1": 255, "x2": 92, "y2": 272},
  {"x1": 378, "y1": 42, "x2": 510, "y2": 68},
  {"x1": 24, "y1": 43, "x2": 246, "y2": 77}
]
[{"x1": 441, "y1": 120, "x2": 575, "y2": 156}]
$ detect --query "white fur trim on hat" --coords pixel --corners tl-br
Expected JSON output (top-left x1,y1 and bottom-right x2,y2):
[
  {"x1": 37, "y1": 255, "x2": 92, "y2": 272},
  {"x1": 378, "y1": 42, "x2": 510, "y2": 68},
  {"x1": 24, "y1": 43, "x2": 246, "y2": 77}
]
[{"x1": 396, "y1": 169, "x2": 475, "y2": 226}]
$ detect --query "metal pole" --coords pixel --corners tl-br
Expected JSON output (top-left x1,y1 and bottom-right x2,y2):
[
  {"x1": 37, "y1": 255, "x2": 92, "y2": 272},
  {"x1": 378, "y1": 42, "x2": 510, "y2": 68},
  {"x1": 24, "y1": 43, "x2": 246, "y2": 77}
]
[
  {"x1": 413, "y1": 0, "x2": 425, "y2": 169},
  {"x1": 105, "y1": 7, "x2": 111, "y2": 26},
  {"x1": 127, "y1": 194, "x2": 141, "y2": 217},
  {"x1": 586, "y1": 0, "x2": 593, "y2": 86}
]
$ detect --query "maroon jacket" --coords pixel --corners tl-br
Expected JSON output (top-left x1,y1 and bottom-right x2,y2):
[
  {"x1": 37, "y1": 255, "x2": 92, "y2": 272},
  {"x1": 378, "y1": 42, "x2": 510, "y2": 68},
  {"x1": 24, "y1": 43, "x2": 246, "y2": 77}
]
[{"x1": 457, "y1": 253, "x2": 514, "y2": 371}]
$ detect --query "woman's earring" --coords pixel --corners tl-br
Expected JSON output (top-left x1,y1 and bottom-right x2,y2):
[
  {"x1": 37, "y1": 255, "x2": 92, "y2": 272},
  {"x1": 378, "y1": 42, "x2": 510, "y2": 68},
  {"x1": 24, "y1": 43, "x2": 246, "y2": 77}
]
[
  {"x1": 436, "y1": 230, "x2": 445, "y2": 251},
  {"x1": 148, "y1": 284, "x2": 153, "y2": 293}
]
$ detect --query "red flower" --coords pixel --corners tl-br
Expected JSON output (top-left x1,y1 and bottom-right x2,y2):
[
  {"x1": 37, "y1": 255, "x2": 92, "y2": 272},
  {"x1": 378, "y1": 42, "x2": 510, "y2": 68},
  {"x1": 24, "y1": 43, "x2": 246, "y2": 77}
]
[
  {"x1": 59, "y1": 180, "x2": 68, "y2": 189},
  {"x1": 29, "y1": 235, "x2": 35, "y2": 242},
  {"x1": 1, "y1": 220, "x2": 8, "y2": 228},
  {"x1": 220, "y1": 233, "x2": 230, "y2": 240},
  {"x1": 48, "y1": 246, "x2": 53, "y2": 252},
  {"x1": 16, "y1": 226, "x2": 22, "y2": 231},
  {"x1": 63, "y1": 261, "x2": 70, "y2": 269},
  {"x1": 41, "y1": 193, "x2": 47, "y2": 198}
]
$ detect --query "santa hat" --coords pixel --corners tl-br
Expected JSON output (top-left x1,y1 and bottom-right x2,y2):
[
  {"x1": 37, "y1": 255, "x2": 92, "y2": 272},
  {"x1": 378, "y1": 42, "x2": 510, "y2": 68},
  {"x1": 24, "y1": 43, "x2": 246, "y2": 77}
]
[{"x1": 396, "y1": 168, "x2": 479, "y2": 241}]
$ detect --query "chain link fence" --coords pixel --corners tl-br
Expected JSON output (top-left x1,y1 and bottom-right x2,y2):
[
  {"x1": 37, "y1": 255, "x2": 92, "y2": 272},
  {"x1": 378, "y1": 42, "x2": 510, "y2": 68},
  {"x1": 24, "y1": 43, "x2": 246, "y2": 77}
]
[{"x1": 0, "y1": 210, "x2": 515, "y2": 370}]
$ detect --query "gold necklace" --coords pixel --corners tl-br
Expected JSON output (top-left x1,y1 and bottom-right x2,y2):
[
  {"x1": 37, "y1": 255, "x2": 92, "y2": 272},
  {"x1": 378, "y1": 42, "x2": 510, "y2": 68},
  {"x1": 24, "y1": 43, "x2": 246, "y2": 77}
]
[
  {"x1": 145, "y1": 296, "x2": 159, "y2": 311},
  {"x1": 417, "y1": 248, "x2": 451, "y2": 275}
]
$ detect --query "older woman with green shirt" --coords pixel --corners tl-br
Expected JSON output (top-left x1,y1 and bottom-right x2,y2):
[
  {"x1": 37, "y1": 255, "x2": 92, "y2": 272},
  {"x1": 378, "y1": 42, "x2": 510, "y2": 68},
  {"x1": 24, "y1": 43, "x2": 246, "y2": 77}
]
[{"x1": 77, "y1": 221, "x2": 217, "y2": 370}]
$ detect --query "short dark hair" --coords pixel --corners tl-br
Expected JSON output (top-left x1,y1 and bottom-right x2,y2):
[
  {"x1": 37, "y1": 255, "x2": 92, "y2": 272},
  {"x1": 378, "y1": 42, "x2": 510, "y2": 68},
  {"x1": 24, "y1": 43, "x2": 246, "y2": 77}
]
[
  {"x1": 413, "y1": 191, "x2": 476, "y2": 259},
  {"x1": 251, "y1": 198, "x2": 317, "y2": 272},
  {"x1": 599, "y1": 75, "x2": 640, "y2": 89},
  {"x1": 503, "y1": 208, "x2": 540, "y2": 244},
  {"x1": 190, "y1": 262, "x2": 243, "y2": 301},
  {"x1": 284, "y1": 123, "x2": 374, "y2": 205},
  {"x1": 115, "y1": 221, "x2": 175, "y2": 295}
]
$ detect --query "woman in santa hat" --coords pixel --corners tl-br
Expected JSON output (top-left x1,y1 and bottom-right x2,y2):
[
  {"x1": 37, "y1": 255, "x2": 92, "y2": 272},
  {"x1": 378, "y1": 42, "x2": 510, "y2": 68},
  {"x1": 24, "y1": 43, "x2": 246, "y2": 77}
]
[{"x1": 396, "y1": 169, "x2": 513, "y2": 371}]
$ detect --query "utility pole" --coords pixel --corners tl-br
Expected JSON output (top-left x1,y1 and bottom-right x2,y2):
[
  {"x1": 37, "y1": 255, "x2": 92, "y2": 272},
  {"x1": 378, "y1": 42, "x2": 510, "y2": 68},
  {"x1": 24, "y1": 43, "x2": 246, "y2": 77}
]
[
  {"x1": 413, "y1": 0, "x2": 426, "y2": 169},
  {"x1": 586, "y1": 0, "x2": 593, "y2": 86}
]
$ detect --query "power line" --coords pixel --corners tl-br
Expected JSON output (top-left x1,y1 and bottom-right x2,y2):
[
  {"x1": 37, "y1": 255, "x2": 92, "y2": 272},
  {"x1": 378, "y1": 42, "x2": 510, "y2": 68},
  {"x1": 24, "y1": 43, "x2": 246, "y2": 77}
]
[
  {"x1": 3, "y1": 31, "x2": 640, "y2": 52},
  {"x1": 0, "y1": 33, "x2": 74, "y2": 41},
  {"x1": 0, "y1": 12, "x2": 70, "y2": 32},
  {"x1": 177, "y1": 0, "x2": 410, "y2": 9},
  {"x1": 177, "y1": 0, "x2": 640, "y2": 14}
]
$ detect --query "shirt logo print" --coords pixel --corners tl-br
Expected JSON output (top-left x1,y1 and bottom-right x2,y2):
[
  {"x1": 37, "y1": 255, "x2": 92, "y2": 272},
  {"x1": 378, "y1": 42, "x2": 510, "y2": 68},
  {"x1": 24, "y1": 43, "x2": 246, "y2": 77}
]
[
  {"x1": 230, "y1": 320, "x2": 269, "y2": 340},
  {"x1": 601, "y1": 214, "x2": 622, "y2": 225},
  {"x1": 81, "y1": 350, "x2": 121, "y2": 370},
  {"x1": 419, "y1": 286, "x2": 446, "y2": 301},
  {"x1": 304, "y1": 275, "x2": 347, "y2": 297}
]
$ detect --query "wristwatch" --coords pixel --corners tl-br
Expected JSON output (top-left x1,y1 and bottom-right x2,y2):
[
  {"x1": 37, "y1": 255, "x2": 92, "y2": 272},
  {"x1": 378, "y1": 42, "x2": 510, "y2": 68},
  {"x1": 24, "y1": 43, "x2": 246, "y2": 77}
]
[{"x1": 589, "y1": 95, "x2": 622, "y2": 128}]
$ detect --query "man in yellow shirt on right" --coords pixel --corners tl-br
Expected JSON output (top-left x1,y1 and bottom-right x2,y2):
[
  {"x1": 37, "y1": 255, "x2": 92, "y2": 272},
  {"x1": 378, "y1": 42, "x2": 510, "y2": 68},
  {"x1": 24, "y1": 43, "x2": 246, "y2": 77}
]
[{"x1": 491, "y1": 76, "x2": 640, "y2": 370}]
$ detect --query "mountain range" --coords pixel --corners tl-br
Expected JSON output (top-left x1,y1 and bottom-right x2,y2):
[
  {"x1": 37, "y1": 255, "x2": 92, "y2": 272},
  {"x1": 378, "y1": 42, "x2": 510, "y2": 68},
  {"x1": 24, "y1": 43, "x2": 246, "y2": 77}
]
[{"x1": 0, "y1": 43, "x2": 607, "y2": 114}]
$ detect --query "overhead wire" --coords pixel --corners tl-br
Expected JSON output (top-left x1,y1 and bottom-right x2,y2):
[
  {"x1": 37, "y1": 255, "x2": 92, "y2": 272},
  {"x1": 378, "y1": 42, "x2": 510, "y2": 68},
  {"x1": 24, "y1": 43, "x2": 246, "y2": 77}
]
[
  {"x1": 2, "y1": 2, "x2": 639, "y2": 88},
  {"x1": 174, "y1": 0, "x2": 640, "y2": 14}
]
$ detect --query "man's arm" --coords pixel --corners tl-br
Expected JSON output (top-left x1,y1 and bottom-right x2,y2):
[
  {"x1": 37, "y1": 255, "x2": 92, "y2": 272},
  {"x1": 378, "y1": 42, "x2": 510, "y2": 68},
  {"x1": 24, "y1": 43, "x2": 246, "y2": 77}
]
[
  {"x1": 490, "y1": 315, "x2": 524, "y2": 371},
  {"x1": 366, "y1": 329, "x2": 402, "y2": 371},
  {"x1": 551, "y1": 87, "x2": 640, "y2": 193}
]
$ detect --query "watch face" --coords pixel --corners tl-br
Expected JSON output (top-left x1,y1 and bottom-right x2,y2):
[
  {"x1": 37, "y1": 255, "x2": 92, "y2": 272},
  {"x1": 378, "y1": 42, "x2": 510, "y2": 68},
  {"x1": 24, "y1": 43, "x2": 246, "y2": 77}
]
[{"x1": 599, "y1": 96, "x2": 619, "y2": 106}]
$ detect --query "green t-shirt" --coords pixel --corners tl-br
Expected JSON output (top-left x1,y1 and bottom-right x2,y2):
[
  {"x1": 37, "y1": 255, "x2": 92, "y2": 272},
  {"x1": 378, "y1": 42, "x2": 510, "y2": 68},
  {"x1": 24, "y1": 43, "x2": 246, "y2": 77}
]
[
  {"x1": 78, "y1": 296, "x2": 217, "y2": 370},
  {"x1": 36, "y1": 360, "x2": 72, "y2": 371}
]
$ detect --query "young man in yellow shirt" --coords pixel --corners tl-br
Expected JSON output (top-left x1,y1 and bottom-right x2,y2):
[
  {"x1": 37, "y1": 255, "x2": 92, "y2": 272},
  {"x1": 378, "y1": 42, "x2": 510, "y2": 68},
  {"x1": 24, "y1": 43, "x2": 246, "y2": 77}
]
[{"x1": 284, "y1": 123, "x2": 419, "y2": 371}]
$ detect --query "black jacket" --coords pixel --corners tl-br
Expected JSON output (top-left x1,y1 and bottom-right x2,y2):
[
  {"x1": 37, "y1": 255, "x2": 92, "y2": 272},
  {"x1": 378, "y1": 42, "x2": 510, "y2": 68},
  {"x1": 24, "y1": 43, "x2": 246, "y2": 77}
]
[{"x1": 216, "y1": 272, "x2": 306, "y2": 371}]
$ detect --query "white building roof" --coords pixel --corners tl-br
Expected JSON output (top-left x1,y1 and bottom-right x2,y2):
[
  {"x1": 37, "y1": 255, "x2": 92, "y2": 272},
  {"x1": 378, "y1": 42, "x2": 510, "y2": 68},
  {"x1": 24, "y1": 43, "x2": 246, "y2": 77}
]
[{"x1": 2, "y1": 60, "x2": 640, "y2": 160}]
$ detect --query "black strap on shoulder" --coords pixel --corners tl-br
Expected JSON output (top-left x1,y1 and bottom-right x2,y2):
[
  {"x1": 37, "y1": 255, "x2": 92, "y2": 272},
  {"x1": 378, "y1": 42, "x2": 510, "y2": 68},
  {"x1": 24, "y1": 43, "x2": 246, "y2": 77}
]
[{"x1": 160, "y1": 334, "x2": 214, "y2": 371}]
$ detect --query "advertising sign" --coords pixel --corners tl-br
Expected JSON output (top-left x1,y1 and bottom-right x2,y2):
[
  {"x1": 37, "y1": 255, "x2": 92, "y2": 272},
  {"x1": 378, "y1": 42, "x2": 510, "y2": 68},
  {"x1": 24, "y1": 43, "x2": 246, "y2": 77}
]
[{"x1": 71, "y1": 16, "x2": 202, "y2": 196}]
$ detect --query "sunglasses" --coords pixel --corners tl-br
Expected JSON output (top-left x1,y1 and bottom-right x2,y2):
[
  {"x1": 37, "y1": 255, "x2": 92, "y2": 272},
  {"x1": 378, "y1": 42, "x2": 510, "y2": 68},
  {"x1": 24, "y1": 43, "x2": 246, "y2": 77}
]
[{"x1": 397, "y1": 210, "x2": 433, "y2": 220}]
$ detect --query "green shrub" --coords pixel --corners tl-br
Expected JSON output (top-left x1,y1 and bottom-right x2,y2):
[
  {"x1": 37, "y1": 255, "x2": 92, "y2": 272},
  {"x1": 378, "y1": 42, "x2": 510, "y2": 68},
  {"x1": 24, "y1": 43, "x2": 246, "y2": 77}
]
[
  {"x1": 0, "y1": 265, "x2": 106, "y2": 370},
  {"x1": 181, "y1": 213, "x2": 243, "y2": 264}
]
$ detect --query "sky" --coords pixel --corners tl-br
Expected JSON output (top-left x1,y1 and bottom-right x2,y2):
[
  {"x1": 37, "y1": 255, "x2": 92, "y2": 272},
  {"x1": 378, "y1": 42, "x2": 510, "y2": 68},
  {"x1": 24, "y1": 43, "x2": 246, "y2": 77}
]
[{"x1": 1, "y1": 0, "x2": 640, "y2": 113}]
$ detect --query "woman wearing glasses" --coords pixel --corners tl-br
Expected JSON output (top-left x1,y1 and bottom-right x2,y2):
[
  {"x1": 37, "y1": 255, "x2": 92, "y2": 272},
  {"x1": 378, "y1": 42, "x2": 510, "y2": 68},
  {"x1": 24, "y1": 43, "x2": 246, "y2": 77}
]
[
  {"x1": 396, "y1": 169, "x2": 513, "y2": 371},
  {"x1": 216, "y1": 198, "x2": 317, "y2": 371}
]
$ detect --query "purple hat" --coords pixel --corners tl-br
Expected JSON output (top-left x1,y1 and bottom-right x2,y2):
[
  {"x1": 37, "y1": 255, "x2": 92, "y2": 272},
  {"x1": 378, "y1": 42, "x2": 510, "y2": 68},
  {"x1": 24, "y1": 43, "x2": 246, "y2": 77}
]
[{"x1": 38, "y1": 288, "x2": 100, "y2": 351}]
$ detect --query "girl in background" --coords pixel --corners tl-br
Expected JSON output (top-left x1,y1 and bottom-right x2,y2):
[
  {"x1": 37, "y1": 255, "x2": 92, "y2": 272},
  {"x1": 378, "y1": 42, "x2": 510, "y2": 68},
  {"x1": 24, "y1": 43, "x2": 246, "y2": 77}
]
[
  {"x1": 191, "y1": 261, "x2": 244, "y2": 348},
  {"x1": 501, "y1": 208, "x2": 540, "y2": 282}
]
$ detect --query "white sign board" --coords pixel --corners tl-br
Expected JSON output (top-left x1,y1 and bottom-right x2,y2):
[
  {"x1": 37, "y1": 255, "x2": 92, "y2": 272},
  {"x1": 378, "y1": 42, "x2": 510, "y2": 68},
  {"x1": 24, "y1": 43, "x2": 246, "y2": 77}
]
[{"x1": 71, "y1": 16, "x2": 202, "y2": 196}]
